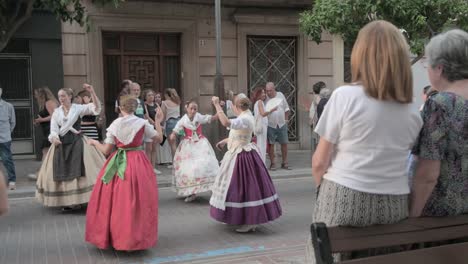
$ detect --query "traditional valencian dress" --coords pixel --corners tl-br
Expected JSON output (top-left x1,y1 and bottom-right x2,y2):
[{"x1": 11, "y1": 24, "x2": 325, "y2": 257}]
[
  {"x1": 36, "y1": 103, "x2": 105, "y2": 207},
  {"x1": 172, "y1": 113, "x2": 219, "y2": 197},
  {"x1": 210, "y1": 110, "x2": 282, "y2": 225},
  {"x1": 85, "y1": 115, "x2": 159, "y2": 250}
]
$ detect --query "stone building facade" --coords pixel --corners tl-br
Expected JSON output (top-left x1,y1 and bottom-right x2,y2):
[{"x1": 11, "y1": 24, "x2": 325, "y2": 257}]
[{"x1": 61, "y1": 0, "x2": 344, "y2": 150}]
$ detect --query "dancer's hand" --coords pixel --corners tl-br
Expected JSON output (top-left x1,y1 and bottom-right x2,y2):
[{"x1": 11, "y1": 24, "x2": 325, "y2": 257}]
[
  {"x1": 270, "y1": 106, "x2": 278, "y2": 113},
  {"x1": 212, "y1": 96, "x2": 220, "y2": 106},
  {"x1": 216, "y1": 140, "x2": 227, "y2": 151},
  {"x1": 154, "y1": 107, "x2": 164, "y2": 123},
  {"x1": 83, "y1": 83, "x2": 94, "y2": 93},
  {"x1": 87, "y1": 138, "x2": 98, "y2": 146},
  {"x1": 52, "y1": 138, "x2": 62, "y2": 146},
  {"x1": 33, "y1": 115, "x2": 43, "y2": 125}
]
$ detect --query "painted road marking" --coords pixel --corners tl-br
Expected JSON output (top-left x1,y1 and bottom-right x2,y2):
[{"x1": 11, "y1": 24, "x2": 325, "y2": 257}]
[{"x1": 124, "y1": 246, "x2": 266, "y2": 264}]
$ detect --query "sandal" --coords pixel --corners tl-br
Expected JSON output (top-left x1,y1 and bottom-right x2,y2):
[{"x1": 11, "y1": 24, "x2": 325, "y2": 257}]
[
  {"x1": 269, "y1": 163, "x2": 277, "y2": 171},
  {"x1": 281, "y1": 163, "x2": 291, "y2": 170}
]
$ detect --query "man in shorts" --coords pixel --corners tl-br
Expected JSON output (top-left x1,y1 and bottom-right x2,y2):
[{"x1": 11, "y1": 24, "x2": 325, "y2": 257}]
[{"x1": 265, "y1": 82, "x2": 290, "y2": 171}]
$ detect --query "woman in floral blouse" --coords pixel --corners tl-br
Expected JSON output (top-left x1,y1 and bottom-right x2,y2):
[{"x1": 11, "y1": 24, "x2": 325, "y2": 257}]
[{"x1": 410, "y1": 29, "x2": 468, "y2": 217}]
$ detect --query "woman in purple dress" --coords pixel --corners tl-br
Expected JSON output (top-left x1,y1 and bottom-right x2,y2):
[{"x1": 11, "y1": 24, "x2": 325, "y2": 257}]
[{"x1": 210, "y1": 94, "x2": 282, "y2": 233}]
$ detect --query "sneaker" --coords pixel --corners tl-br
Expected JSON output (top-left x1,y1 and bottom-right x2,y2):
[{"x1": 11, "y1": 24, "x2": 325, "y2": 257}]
[
  {"x1": 184, "y1": 195, "x2": 196, "y2": 203},
  {"x1": 153, "y1": 168, "x2": 162, "y2": 174},
  {"x1": 8, "y1": 182, "x2": 16, "y2": 190},
  {"x1": 27, "y1": 173, "x2": 37, "y2": 180},
  {"x1": 235, "y1": 225, "x2": 257, "y2": 233}
]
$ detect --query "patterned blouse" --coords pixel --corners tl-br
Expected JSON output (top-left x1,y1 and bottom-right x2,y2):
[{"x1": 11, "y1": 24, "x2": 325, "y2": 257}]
[{"x1": 412, "y1": 92, "x2": 468, "y2": 216}]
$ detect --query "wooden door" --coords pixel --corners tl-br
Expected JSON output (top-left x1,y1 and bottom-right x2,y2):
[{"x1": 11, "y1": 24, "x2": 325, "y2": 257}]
[
  {"x1": 123, "y1": 56, "x2": 159, "y2": 91},
  {"x1": 102, "y1": 32, "x2": 181, "y2": 125}
]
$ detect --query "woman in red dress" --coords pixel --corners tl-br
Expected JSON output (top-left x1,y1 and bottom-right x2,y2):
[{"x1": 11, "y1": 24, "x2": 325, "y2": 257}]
[{"x1": 85, "y1": 95, "x2": 163, "y2": 251}]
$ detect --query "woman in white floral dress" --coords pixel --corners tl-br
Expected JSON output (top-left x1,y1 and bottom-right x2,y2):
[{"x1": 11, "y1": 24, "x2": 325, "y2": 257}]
[{"x1": 169, "y1": 100, "x2": 219, "y2": 202}]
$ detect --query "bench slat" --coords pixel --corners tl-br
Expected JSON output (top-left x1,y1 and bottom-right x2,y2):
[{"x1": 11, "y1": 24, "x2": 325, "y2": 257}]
[
  {"x1": 331, "y1": 224, "x2": 468, "y2": 252},
  {"x1": 341, "y1": 242, "x2": 468, "y2": 264}
]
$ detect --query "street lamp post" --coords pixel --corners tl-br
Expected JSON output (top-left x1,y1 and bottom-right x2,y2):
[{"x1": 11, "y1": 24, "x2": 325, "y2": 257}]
[{"x1": 214, "y1": 0, "x2": 225, "y2": 159}]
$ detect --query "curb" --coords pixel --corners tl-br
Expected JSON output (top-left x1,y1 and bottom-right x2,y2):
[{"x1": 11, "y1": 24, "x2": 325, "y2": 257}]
[{"x1": 8, "y1": 169, "x2": 311, "y2": 199}]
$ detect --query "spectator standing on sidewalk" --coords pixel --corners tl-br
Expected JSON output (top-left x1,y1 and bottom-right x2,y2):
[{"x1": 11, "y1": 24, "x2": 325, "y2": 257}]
[
  {"x1": 114, "y1": 79, "x2": 132, "y2": 116},
  {"x1": 309, "y1": 82, "x2": 331, "y2": 150},
  {"x1": 0, "y1": 85, "x2": 17, "y2": 190},
  {"x1": 28, "y1": 87, "x2": 59, "y2": 180},
  {"x1": 251, "y1": 86, "x2": 277, "y2": 164},
  {"x1": 131, "y1": 82, "x2": 145, "y2": 119},
  {"x1": 161, "y1": 88, "x2": 181, "y2": 164},
  {"x1": 265, "y1": 82, "x2": 291, "y2": 171}
]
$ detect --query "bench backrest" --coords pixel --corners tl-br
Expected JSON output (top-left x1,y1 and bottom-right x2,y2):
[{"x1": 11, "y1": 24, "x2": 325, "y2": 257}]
[{"x1": 311, "y1": 214, "x2": 468, "y2": 264}]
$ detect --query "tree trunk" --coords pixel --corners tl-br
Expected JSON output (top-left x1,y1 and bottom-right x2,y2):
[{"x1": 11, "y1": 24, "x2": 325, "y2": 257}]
[{"x1": 0, "y1": 0, "x2": 35, "y2": 52}]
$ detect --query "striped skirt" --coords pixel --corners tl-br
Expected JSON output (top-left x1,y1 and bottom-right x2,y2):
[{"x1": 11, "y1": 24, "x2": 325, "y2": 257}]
[{"x1": 305, "y1": 179, "x2": 408, "y2": 263}]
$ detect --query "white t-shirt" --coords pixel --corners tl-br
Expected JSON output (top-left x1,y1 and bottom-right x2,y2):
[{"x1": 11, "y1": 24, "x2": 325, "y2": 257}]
[
  {"x1": 315, "y1": 85, "x2": 423, "y2": 195},
  {"x1": 266, "y1": 91, "x2": 290, "y2": 128}
]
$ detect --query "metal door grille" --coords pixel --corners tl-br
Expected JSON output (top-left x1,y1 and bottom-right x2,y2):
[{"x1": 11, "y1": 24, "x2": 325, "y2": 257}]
[
  {"x1": 247, "y1": 36, "x2": 298, "y2": 141},
  {"x1": 0, "y1": 55, "x2": 34, "y2": 154}
]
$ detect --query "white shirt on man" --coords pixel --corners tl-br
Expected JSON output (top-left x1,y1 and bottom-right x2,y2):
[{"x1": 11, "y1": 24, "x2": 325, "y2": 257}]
[
  {"x1": 265, "y1": 91, "x2": 289, "y2": 128},
  {"x1": 315, "y1": 84, "x2": 423, "y2": 195}
]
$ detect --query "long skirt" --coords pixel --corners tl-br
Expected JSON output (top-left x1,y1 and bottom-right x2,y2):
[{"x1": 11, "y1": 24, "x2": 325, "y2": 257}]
[
  {"x1": 156, "y1": 139, "x2": 172, "y2": 164},
  {"x1": 35, "y1": 136, "x2": 106, "y2": 207},
  {"x1": 85, "y1": 149, "x2": 158, "y2": 251},
  {"x1": 173, "y1": 138, "x2": 219, "y2": 196},
  {"x1": 255, "y1": 123, "x2": 268, "y2": 164},
  {"x1": 210, "y1": 150, "x2": 282, "y2": 225},
  {"x1": 305, "y1": 179, "x2": 408, "y2": 263}
]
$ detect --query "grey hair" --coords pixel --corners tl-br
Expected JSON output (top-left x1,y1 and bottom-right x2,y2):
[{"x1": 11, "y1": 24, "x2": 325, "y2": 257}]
[
  {"x1": 425, "y1": 29, "x2": 468, "y2": 82},
  {"x1": 236, "y1": 93, "x2": 247, "y2": 99},
  {"x1": 319, "y1": 88, "x2": 332, "y2": 99}
]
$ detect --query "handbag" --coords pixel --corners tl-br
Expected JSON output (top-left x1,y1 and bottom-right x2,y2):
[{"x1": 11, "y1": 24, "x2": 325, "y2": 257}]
[{"x1": 254, "y1": 114, "x2": 264, "y2": 135}]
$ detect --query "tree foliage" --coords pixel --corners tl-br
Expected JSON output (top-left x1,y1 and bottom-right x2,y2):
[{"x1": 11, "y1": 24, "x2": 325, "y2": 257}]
[
  {"x1": 299, "y1": 0, "x2": 468, "y2": 57},
  {"x1": 0, "y1": 0, "x2": 123, "y2": 51}
]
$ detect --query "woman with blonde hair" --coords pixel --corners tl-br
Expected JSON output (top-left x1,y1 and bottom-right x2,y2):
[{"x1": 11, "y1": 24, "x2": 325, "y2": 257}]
[
  {"x1": 35, "y1": 84, "x2": 106, "y2": 212},
  {"x1": 161, "y1": 88, "x2": 181, "y2": 163},
  {"x1": 29, "y1": 86, "x2": 59, "y2": 180},
  {"x1": 210, "y1": 94, "x2": 282, "y2": 233},
  {"x1": 306, "y1": 20, "x2": 423, "y2": 262},
  {"x1": 86, "y1": 95, "x2": 163, "y2": 250},
  {"x1": 154, "y1": 92, "x2": 172, "y2": 165}
]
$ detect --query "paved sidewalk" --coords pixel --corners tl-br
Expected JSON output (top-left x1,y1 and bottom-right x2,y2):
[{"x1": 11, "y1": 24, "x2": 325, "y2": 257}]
[{"x1": 5, "y1": 150, "x2": 312, "y2": 198}]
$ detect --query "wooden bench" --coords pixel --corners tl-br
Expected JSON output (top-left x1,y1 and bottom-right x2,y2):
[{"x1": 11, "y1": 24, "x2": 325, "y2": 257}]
[{"x1": 311, "y1": 214, "x2": 468, "y2": 264}]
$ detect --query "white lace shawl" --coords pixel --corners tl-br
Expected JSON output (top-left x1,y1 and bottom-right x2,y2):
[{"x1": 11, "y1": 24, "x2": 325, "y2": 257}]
[
  {"x1": 172, "y1": 113, "x2": 212, "y2": 133},
  {"x1": 49, "y1": 103, "x2": 100, "y2": 142},
  {"x1": 104, "y1": 115, "x2": 157, "y2": 145}
]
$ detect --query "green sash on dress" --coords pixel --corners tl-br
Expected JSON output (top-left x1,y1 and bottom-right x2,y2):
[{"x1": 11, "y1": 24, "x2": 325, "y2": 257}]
[{"x1": 101, "y1": 146, "x2": 144, "y2": 184}]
